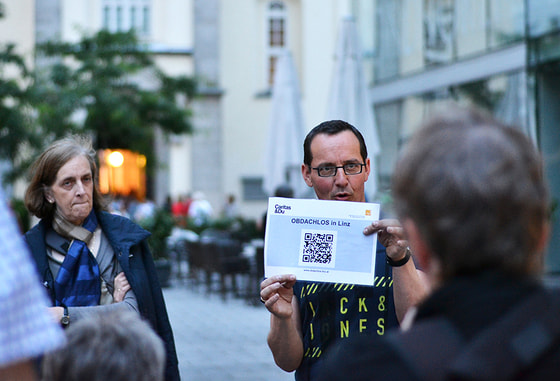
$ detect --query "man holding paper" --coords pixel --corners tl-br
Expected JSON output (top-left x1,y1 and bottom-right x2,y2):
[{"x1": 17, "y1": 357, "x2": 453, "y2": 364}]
[{"x1": 260, "y1": 120, "x2": 428, "y2": 380}]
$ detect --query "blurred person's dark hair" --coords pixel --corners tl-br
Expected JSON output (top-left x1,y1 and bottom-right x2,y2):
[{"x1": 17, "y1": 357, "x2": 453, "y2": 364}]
[{"x1": 392, "y1": 105, "x2": 549, "y2": 281}]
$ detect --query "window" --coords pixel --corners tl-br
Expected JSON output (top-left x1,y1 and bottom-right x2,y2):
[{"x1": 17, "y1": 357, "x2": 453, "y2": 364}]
[
  {"x1": 423, "y1": 0, "x2": 455, "y2": 65},
  {"x1": 242, "y1": 177, "x2": 268, "y2": 201},
  {"x1": 116, "y1": 6, "x2": 123, "y2": 31},
  {"x1": 130, "y1": 6, "x2": 137, "y2": 30},
  {"x1": 142, "y1": 6, "x2": 150, "y2": 35},
  {"x1": 269, "y1": 15, "x2": 285, "y2": 46},
  {"x1": 101, "y1": 0, "x2": 151, "y2": 36},
  {"x1": 103, "y1": 6, "x2": 110, "y2": 30},
  {"x1": 266, "y1": 1, "x2": 287, "y2": 86}
]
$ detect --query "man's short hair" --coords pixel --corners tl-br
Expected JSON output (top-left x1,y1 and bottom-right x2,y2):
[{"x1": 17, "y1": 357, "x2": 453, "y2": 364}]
[
  {"x1": 303, "y1": 120, "x2": 368, "y2": 166},
  {"x1": 42, "y1": 311, "x2": 166, "y2": 381},
  {"x1": 392, "y1": 106, "x2": 549, "y2": 280}
]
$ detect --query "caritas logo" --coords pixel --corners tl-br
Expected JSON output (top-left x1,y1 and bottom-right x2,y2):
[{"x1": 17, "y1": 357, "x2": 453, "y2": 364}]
[{"x1": 274, "y1": 204, "x2": 291, "y2": 214}]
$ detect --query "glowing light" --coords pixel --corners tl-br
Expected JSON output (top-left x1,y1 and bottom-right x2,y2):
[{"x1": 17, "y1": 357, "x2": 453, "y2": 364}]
[
  {"x1": 107, "y1": 151, "x2": 124, "y2": 167},
  {"x1": 137, "y1": 154, "x2": 147, "y2": 168}
]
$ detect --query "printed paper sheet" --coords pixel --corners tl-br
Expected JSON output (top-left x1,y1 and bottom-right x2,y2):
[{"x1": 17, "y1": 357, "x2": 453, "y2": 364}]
[{"x1": 264, "y1": 197, "x2": 380, "y2": 285}]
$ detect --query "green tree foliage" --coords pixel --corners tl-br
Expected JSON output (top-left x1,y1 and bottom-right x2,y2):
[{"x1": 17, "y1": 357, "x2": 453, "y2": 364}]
[
  {"x1": 0, "y1": 43, "x2": 43, "y2": 182},
  {"x1": 138, "y1": 207, "x2": 175, "y2": 260},
  {"x1": 31, "y1": 29, "x2": 197, "y2": 172}
]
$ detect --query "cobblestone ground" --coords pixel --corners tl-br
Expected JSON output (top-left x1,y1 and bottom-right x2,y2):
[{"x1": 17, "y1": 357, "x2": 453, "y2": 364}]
[{"x1": 163, "y1": 282, "x2": 294, "y2": 381}]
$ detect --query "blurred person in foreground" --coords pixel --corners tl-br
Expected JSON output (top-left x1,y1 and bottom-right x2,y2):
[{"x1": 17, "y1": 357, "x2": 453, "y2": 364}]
[
  {"x1": 0, "y1": 186, "x2": 65, "y2": 381},
  {"x1": 318, "y1": 106, "x2": 558, "y2": 380},
  {"x1": 23, "y1": 135, "x2": 180, "y2": 381},
  {"x1": 42, "y1": 310, "x2": 165, "y2": 381},
  {"x1": 260, "y1": 120, "x2": 429, "y2": 380}
]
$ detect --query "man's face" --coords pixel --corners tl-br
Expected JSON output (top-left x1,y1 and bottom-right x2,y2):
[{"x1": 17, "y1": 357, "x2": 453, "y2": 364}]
[{"x1": 301, "y1": 130, "x2": 370, "y2": 202}]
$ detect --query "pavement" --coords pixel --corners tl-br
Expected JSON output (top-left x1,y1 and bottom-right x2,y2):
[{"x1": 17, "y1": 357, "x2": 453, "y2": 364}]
[
  {"x1": 163, "y1": 280, "x2": 295, "y2": 381},
  {"x1": 162, "y1": 269, "x2": 560, "y2": 381}
]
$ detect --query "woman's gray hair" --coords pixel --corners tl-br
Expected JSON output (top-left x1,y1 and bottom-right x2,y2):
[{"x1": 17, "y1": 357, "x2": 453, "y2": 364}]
[
  {"x1": 41, "y1": 311, "x2": 166, "y2": 381},
  {"x1": 24, "y1": 135, "x2": 106, "y2": 220},
  {"x1": 392, "y1": 106, "x2": 549, "y2": 280}
]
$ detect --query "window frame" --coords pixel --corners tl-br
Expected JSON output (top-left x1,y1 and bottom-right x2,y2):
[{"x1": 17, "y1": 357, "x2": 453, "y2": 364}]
[
  {"x1": 265, "y1": 0, "x2": 288, "y2": 87},
  {"x1": 101, "y1": 0, "x2": 151, "y2": 36}
]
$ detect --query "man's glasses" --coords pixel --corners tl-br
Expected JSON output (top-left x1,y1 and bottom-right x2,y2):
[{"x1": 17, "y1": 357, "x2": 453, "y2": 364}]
[{"x1": 311, "y1": 163, "x2": 365, "y2": 177}]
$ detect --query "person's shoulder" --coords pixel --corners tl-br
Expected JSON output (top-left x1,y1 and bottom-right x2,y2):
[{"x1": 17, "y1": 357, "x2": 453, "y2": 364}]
[
  {"x1": 24, "y1": 219, "x2": 48, "y2": 241},
  {"x1": 97, "y1": 211, "x2": 150, "y2": 241},
  {"x1": 98, "y1": 210, "x2": 140, "y2": 224},
  {"x1": 25, "y1": 221, "x2": 40, "y2": 236}
]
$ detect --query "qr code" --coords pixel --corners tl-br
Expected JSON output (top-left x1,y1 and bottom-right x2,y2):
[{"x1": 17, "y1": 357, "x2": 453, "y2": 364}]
[{"x1": 298, "y1": 230, "x2": 337, "y2": 268}]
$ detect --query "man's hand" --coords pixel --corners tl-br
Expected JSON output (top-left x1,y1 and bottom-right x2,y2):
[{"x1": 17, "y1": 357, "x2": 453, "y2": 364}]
[
  {"x1": 260, "y1": 274, "x2": 297, "y2": 319},
  {"x1": 364, "y1": 219, "x2": 409, "y2": 261},
  {"x1": 262, "y1": 274, "x2": 304, "y2": 372},
  {"x1": 365, "y1": 219, "x2": 429, "y2": 322}
]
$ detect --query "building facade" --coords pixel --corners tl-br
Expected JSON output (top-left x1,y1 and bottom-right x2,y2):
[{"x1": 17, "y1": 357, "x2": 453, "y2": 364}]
[
  {"x1": 6, "y1": 0, "x2": 556, "y2": 270},
  {"x1": 34, "y1": 0, "x2": 195, "y2": 207},
  {"x1": 219, "y1": 0, "x2": 351, "y2": 218},
  {"x1": 3, "y1": 0, "x2": 351, "y2": 220},
  {"x1": 351, "y1": 0, "x2": 560, "y2": 271}
]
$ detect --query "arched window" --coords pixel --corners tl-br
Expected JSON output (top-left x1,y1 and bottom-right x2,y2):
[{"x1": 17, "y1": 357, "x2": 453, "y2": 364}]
[{"x1": 266, "y1": 1, "x2": 287, "y2": 86}]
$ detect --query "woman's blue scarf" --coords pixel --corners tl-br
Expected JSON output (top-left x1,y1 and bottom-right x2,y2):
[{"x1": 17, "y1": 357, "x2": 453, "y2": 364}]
[{"x1": 53, "y1": 210, "x2": 101, "y2": 307}]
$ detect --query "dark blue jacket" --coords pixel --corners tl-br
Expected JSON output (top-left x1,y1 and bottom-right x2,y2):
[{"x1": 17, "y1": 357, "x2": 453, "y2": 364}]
[{"x1": 25, "y1": 211, "x2": 180, "y2": 381}]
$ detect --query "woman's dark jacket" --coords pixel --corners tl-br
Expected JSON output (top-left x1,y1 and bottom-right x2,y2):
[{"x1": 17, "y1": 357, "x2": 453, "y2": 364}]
[{"x1": 24, "y1": 211, "x2": 180, "y2": 381}]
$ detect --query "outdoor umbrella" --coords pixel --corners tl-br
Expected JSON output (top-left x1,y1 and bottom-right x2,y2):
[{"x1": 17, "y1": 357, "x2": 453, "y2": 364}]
[
  {"x1": 263, "y1": 49, "x2": 306, "y2": 197},
  {"x1": 326, "y1": 16, "x2": 381, "y2": 199}
]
